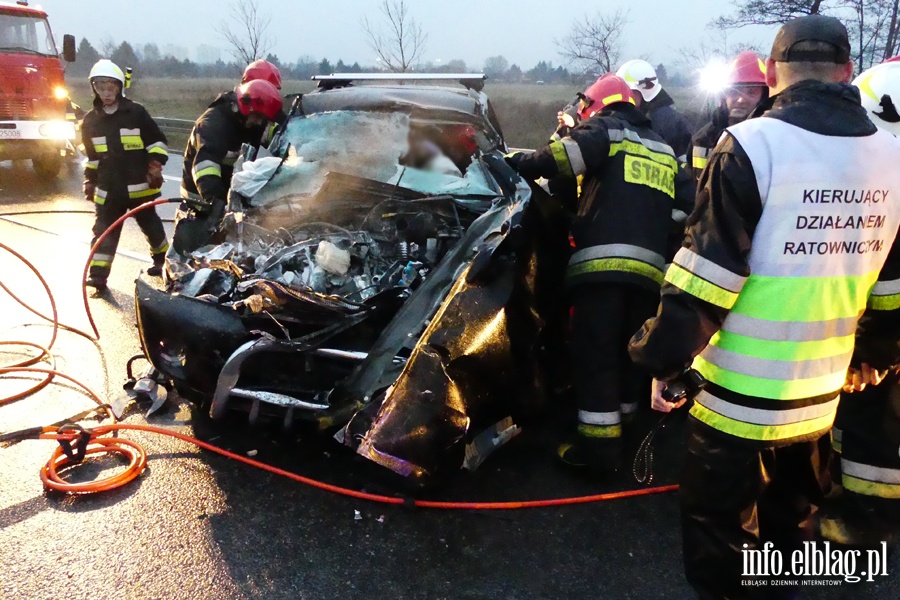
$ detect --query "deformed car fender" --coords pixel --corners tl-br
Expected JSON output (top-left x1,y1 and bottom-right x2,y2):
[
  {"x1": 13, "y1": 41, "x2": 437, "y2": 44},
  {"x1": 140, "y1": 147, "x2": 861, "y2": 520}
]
[{"x1": 341, "y1": 182, "x2": 568, "y2": 484}]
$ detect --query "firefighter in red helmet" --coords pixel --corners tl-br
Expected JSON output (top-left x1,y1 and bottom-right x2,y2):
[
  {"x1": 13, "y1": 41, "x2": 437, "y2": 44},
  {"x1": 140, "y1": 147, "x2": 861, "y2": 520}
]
[
  {"x1": 688, "y1": 51, "x2": 768, "y2": 181},
  {"x1": 172, "y1": 79, "x2": 283, "y2": 264},
  {"x1": 242, "y1": 59, "x2": 282, "y2": 89},
  {"x1": 506, "y1": 74, "x2": 694, "y2": 475}
]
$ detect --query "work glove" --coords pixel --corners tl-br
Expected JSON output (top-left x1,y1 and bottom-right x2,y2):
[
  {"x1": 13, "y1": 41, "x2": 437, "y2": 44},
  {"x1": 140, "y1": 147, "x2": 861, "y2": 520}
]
[
  {"x1": 82, "y1": 180, "x2": 96, "y2": 202},
  {"x1": 184, "y1": 195, "x2": 214, "y2": 213},
  {"x1": 146, "y1": 160, "x2": 164, "y2": 190},
  {"x1": 504, "y1": 151, "x2": 524, "y2": 172}
]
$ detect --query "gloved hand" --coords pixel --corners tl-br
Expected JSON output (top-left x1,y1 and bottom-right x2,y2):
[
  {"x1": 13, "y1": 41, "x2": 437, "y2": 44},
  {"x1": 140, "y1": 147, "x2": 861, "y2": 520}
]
[
  {"x1": 82, "y1": 180, "x2": 96, "y2": 202},
  {"x1": 504, "y1": 151, "x2": 524, "y2": 172},
  {"x1": 146, "y1": 160, "x2": 164, "y2": 190},
  {"x1": 184, "y1": 195, "x2": 214, "y2": 213}
]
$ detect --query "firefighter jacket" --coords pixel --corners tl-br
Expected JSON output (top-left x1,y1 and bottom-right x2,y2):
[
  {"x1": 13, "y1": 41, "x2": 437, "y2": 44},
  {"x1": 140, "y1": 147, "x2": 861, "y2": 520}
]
[
  {"x1": 509, "y1": 103, "x2": 694, "y2": 292},
  {"x1": 181, "y1": 91, "x2": 262, "y2": 206},
  {"x1": 629, "y1": 81, "x2": 900, "y2": 447},
  {"x1": 641, "y1": 88, "x2": 694, "y2": 163},
  {"x1": 82, "y1": 97, "x2": 168, "y2": 205},
  {"x1": 687, "y1": 106, "x2": 729, "y2": 181}
]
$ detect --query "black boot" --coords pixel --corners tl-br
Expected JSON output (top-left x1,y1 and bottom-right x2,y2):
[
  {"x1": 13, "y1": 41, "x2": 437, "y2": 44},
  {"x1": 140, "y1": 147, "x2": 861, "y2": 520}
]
[
  {"x1": 146, "y1": 254, "x2": 165, "y2": 277},
  {"x1": 85, "y1": 276, "x2": 108, "y2": 291}
]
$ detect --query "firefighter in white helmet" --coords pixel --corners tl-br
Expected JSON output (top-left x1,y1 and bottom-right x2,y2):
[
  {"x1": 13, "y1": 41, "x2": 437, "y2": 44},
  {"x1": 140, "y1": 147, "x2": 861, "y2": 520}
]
[
  {"x1": 821, "y1": 56, "x2": 900, "y2": 550},
  {"x1": 81, "y1": 59, "x2": 169, "y2": 291},
  {"x1": 616, "y1": 59, "x2": 694, "y2": 163}
]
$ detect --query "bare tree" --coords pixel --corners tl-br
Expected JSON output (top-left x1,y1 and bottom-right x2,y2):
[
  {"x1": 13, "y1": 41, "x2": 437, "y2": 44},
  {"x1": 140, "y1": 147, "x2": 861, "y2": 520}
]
[
  {"x1": 362, "y1": 0, "x2": 428, "y2": 72},
  {"x1": 713, "y1": 0, "x2": 830, "y2": 28},
  {"x1": 556, "y1": 10, "x2": 630, "y2": 76},
  {"x1": 715, "y1": 0, "x2": 900, "y2": 70},
  {"x1": 675, "y1": 27, "x2": 764, "y2": 71},
  {"x1": 99, "y1": 37, "x2": 117, "y2": 58},
  {"x1": 217, "y1": 0, "x2": 272, "y2": 65},
  {"x1": 843, "y1": 0, "x2": 900, "y2": 68}
]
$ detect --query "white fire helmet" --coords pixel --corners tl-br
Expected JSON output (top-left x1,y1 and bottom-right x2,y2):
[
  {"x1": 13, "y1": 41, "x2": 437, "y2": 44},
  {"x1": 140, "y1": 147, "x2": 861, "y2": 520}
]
[
  {"x1": 853, "y1": 59, "x2": 900, "y2": 137},
  {"x1": 89, "y1": 59, "x2": 125, "y2": 87},
  {"x1": 616, "y1": 59, "x2": 661, "y2": 102}
]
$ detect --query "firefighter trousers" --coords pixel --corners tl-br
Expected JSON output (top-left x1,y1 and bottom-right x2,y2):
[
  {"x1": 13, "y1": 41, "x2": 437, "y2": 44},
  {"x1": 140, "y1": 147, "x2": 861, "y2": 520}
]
[
  {"x1": 569, "y1": 282, "x2": 658, "y2": 443},
  {"x1": 680, "y1": 417, "x2": 830, "y2": 599},
  {"x1": 89, "y1": 195, "x2": 168, "y2": 280},
  {"x1": 833, "y1": 375, "x2": 900, "y2": 533}
]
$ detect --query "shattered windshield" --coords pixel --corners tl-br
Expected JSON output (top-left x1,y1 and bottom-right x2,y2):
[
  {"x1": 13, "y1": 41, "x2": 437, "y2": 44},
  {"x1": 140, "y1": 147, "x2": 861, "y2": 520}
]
[{"x1": 250, "y1": 111, "x2": 499, "y2": 209}]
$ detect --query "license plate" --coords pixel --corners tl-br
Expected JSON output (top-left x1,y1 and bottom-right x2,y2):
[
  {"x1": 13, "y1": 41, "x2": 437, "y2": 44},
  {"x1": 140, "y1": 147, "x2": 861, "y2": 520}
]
[{"x1": 0, "y1": 129, "x2": 22, "y2": 138}]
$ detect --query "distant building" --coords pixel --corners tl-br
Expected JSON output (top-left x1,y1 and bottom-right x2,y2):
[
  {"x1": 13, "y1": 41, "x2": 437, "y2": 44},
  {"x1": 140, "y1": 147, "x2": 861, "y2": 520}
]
[
  {"x1": 195, "y1": 44, "x2": 221, "y2": 64},
  {"x1": 162, "y1": 44, "x2": 189, "y2": 61}
]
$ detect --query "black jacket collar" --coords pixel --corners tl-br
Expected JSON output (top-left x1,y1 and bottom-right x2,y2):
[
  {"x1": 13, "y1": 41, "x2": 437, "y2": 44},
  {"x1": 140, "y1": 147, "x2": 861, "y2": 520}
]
[
  {"x1": 642, "y1": 88, "x2": 675, "y2": 113},
  {"x1": 600, "y1": 102, "x2": 653, "y2": 128},
  {"x1": 750, "y1": 80, "x2": 876, "y2": 137},
  {"x1": 92, "y1": 95, "x2": 135, "y2": 112}
]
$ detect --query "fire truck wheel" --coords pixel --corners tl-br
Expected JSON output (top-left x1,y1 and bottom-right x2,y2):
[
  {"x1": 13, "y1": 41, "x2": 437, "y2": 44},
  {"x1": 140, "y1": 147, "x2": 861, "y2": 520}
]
[{"x1": 32, "y1": 154, "x2": 63, "y2": 179}]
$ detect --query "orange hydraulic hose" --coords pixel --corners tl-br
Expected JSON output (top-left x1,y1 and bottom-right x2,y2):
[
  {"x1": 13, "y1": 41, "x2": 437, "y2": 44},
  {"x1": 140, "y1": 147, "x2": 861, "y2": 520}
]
[
  {"x1": 80, "y1": 197, "x2": 182, "y2": 340},
  {"x1": 0, "y1": 343, "x2": 54, "y2": 405},
  {"x1": 0, "y1": 366, "x2": 115, "y2": 421},
  {"x1": 0, "y1": 242, "x2": 59, "y2": 356},
  {"x1": 35, "y1": 422, "x2": 678, "y2": 506}
]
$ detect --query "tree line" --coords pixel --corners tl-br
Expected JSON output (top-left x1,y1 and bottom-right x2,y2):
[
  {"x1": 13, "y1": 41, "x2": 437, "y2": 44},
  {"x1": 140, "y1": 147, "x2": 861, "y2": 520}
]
[{"x1": 67, "y1": 37, "x2": 594, "y2": 84}]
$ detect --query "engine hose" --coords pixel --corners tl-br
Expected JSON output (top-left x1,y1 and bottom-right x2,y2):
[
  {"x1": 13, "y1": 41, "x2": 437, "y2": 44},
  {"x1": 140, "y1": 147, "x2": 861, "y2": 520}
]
[{"x1": 24, "y1": 422, "x2": 677, "y2": 506}]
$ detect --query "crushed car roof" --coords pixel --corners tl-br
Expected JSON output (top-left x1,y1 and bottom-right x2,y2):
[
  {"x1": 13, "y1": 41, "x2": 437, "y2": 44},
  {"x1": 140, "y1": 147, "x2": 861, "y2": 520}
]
[{"x1": 300, "y1": 85, "x2": 487, "y2": 120}]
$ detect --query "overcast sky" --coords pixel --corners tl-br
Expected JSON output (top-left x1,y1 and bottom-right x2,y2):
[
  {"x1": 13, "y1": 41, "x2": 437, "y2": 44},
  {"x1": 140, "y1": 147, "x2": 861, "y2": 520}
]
[{"x1": 35, "y1": 0, "x2": 781, "y2": 72}]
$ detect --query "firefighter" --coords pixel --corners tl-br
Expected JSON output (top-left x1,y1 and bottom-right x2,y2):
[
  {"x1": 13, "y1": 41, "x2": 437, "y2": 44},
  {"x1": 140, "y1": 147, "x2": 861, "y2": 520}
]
[
  {"x1": 628, "y1": 16, "x2": 900, "y2": 598},
  {"x1": 616, "y1": 59, "x2": 694, "y2": 163},
  {"x1": 688, "y1": 51, "x2": 768, "y2": 181},
  {"x1": 171, "y1": 79, "x2": 283, "y2": 260},
  {"x1": 506, "y1": 74, "x2": 693, "y2": 476},
  {"x1": 823, "y1": 58, "x2": 900, "y2": 549},
  {"x1": 81, "y1": 59, "x2": 169, "y2": 291}
]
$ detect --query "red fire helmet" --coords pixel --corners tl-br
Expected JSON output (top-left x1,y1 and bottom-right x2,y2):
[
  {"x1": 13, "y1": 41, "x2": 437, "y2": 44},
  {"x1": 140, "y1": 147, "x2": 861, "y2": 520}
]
[
  {"x1": 726, "y1": 51, "x2": 767, "y2": 86},
  {"x1": 235, "y1": 79, "x2": 283, "y2": 120},
  {"x1": 579, "y1": 74, "x2": 636, "y2": 120},
  {"x1": 242, "y1": 59, "x2": 282, "y2": 90}
]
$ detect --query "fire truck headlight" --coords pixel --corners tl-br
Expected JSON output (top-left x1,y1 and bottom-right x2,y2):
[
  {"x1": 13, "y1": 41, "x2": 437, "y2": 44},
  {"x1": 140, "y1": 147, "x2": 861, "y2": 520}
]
[
  {"x1": 38, "y1": 121, "x2": 75, "y2": 139},
  {"x1": 53, "y1": 86, "x2": 69, "y2": 100}
]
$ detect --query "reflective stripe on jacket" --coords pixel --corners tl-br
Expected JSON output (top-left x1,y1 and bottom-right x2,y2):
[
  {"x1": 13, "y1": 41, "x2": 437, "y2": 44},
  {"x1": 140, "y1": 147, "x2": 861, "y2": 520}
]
[
  {"x1": 629, "y1": 81, "x2": 900, "y2": 446},
  {"x1": 181, "y1": 91, "x2": 263, "y2": 205},
  {"x1": 512, "y1": 104, "x2": 693, "y2": 291},
  {"x1": 81, "y1": 97, "x2": 168, "y2": 201},
  {"x1": 690, "y1": 115, "x2": 900, "y2": 443}
]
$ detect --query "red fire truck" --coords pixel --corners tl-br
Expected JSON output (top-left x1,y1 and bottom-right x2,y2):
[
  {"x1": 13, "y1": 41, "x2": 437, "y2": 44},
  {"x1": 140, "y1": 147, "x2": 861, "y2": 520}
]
[{"x1": 0, "y1": 0, "x2": 76, "y2": 178}]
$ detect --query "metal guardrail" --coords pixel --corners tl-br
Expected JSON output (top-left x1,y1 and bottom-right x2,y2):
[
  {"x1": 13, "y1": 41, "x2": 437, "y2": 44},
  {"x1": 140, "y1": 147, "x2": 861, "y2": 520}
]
[{"x1": 155, "y1": 117, "x2": 194, "y2": 133}]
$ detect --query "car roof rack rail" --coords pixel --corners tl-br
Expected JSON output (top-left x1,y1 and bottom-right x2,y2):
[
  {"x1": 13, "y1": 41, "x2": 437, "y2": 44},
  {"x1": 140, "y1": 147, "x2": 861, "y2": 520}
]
[{"x1": 311, "y1": 73, "x2": 487, "y2": 92}]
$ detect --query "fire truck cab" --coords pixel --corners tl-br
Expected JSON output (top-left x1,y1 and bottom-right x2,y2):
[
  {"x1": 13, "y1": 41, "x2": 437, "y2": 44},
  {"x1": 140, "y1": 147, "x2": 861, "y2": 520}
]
[{"x1": 0, "y1": 0, "x2": 76, "y2": 178}]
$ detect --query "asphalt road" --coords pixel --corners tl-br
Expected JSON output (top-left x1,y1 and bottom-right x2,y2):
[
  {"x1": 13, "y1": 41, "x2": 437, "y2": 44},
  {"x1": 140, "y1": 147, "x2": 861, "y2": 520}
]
[{"x1": 0, "y1": 156, "x2": 897, "y2": 600}]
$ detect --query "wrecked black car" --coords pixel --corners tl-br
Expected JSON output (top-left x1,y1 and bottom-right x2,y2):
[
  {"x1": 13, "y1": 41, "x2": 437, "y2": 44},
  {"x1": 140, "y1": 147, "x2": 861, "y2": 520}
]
[{"x1": 135, "y1": 74, "x2": 568, "y2": 483}]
